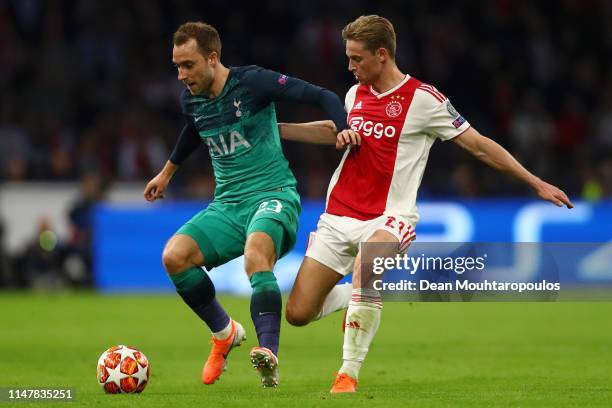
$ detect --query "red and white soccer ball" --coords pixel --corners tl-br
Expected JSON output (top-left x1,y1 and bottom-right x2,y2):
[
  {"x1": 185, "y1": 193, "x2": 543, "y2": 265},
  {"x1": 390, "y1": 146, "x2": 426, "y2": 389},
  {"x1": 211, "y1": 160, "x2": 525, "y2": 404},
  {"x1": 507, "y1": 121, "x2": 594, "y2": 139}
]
[{"x1": 96, "y1": 345, "x2": 150, "y2": 394}]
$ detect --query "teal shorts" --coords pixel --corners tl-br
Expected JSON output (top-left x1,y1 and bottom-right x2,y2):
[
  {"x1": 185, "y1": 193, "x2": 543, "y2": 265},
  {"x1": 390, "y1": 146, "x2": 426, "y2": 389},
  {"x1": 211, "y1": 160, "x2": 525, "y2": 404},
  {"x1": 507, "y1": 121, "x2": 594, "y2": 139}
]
[{"x1": 176, "y1": 188, "x2": 301, "y2": 269}]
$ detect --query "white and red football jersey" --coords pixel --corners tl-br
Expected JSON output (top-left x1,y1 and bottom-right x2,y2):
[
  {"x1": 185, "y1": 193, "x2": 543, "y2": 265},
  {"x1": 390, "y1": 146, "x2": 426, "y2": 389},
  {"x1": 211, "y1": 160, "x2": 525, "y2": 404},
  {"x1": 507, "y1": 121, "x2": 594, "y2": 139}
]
[{"x1": 325, "y1": 75, "x2": 471, "y2": 224}]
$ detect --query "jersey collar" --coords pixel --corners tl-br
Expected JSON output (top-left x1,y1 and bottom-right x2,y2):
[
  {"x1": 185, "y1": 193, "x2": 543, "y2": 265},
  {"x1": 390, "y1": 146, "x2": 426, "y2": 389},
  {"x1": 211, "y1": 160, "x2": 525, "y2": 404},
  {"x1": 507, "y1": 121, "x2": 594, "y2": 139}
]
[{"x1": 369, "y1": 74, "x2": 411, "y2": 99}]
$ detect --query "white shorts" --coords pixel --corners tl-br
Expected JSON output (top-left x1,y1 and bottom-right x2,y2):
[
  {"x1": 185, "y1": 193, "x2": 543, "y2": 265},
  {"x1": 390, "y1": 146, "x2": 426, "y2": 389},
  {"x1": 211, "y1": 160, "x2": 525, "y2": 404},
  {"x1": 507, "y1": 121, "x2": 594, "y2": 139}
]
[{"x1": 305, "y1": 212, "x2": 416, "y2": 276}]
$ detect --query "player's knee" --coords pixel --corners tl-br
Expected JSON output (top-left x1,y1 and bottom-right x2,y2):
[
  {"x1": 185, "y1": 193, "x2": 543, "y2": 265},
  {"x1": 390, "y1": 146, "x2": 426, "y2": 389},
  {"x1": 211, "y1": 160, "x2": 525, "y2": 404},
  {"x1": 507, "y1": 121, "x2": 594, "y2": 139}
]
[
  {"x1": 285, "y1": 303, "x2": 312, "y2": 327},
  {"x1": 162, "y1": 235, "x2": 204, "y2": 274},
  {"x1": 244, "y1": 247, "x2": 274, "y2": 273},
  {"x1": 162, "y1": 247, "x2": 190, "y2": 274}
]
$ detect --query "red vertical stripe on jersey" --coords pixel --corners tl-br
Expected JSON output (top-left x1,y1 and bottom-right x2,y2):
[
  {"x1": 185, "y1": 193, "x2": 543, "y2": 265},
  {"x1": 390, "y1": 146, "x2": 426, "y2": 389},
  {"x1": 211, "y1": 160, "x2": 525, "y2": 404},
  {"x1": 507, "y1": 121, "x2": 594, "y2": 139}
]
[{"x1": 327, "y1": 78, "x2": 421, "y2": 220}]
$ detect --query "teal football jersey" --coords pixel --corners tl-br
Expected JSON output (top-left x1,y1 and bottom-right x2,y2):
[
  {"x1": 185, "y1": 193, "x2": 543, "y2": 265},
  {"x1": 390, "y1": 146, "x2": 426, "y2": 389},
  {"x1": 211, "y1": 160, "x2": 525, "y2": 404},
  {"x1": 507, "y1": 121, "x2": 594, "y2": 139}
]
[{"x1": 174, "y1": 65, "x2": 347, "y2": 202}]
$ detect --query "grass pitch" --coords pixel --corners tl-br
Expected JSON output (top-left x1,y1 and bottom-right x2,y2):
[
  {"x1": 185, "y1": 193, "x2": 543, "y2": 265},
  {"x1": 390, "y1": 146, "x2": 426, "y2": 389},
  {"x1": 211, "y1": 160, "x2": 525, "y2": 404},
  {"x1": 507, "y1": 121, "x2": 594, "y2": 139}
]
[{"x1": 1, "y1": 293, "x2": 611, "y2": 407}]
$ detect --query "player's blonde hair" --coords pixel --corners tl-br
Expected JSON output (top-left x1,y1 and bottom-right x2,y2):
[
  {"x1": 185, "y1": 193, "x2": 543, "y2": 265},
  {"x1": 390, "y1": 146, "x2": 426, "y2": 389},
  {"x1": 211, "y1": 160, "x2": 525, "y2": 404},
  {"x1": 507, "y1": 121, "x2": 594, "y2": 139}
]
[
  {"x1": 342, "y1": 15, "x2": 396, "y2": 59},
  {"x1": 173, "y1": 21, "x2": 222, "y2": 58}
]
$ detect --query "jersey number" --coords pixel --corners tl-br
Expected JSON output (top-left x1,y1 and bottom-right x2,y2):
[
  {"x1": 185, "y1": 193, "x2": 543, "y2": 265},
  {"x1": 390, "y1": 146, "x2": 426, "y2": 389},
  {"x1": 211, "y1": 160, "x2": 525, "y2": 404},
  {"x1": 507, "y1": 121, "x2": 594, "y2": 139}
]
[
  {"x1": 256, "y1": 200, "x2": 283, "y2": 215},
  {"x1": 385, "y1": 216, "x2": 405, "y2": 233}
]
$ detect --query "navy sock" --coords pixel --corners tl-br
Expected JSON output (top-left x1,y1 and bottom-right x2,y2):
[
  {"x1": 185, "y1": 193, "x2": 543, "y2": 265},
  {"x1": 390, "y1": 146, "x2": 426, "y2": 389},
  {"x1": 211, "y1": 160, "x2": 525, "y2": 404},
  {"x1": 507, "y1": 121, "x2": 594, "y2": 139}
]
[
  {"x1": 170, "y1": 267, "x2": 230, "y2": 333},
  {"x1": 193, "y1": 298, "x2": 230, "y2": 333},
  {"x1": 250, "y1": 271, "x2": 281, "y2": 355}
]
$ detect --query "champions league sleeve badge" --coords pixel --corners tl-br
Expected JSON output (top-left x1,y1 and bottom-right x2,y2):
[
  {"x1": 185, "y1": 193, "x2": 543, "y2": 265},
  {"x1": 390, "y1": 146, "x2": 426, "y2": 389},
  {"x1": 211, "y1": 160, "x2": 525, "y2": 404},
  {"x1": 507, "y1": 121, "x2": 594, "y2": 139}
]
[{"x1": 447, "y1": 101, "x2": 466, "y2": 128}]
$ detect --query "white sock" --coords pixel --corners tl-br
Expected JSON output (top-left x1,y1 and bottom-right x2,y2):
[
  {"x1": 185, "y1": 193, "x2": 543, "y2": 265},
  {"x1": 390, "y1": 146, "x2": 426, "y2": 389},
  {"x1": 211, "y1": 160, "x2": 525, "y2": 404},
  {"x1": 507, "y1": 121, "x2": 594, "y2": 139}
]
[
  {"x1": 339, "y1": 288, "x2": 382, "y2": 380},
  {"x1": 339, "y1": 360, "x2": 362, "y2": 379},
  {"x1": 212, "y1": 319, "x2": 233, "y2": 340},
  {"x1": 313, "y1": 283, "x2": 352, "y2": 321}
]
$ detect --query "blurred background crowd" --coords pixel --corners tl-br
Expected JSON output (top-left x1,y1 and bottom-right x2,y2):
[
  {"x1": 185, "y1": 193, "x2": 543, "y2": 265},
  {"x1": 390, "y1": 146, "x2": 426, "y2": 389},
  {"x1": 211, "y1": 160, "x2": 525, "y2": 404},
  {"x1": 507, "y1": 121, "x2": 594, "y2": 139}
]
[
  {"x1": 1, "y1": 0, "x2": 611, "y2": 288},
  {"x1": 2, "y1": 0, "x2": 612, "y2": 198}
]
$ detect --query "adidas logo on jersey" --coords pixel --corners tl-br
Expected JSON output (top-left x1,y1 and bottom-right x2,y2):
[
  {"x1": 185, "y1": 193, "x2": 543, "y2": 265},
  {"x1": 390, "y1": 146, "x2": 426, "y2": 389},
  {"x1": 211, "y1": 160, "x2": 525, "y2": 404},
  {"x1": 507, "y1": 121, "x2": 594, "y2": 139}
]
[{"x1": 353, "y1": 101, "x2": 363, "y2": 110}]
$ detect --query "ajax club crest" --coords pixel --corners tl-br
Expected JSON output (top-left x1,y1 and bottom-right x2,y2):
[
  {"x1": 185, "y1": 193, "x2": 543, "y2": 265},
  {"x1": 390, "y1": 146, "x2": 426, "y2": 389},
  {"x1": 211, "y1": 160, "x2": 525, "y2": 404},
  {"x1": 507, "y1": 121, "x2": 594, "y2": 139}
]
[{"x1": 386, "y1": 95, "x2": 405, "y2": 118}]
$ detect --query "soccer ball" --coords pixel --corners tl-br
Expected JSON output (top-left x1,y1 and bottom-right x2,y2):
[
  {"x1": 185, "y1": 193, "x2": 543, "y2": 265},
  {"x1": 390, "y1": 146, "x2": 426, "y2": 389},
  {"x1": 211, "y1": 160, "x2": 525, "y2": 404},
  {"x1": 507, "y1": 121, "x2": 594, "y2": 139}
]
[{"x1": 96, "y1": 345, "x2": 150, "y2": 394}]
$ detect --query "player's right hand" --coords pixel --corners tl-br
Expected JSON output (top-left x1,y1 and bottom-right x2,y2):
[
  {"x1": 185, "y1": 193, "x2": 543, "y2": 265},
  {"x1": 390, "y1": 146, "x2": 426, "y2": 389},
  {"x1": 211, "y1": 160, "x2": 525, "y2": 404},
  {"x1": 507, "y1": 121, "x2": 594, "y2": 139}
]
[
  {"x1": 144, "y1": 175, "x2": 170, "y2": 202},
  {"x1": 534, "y1": 179, "x2": 574, "y2": 208},
  {"x1": 336, "y1": 129, "x2": 361, "y2": 150}
]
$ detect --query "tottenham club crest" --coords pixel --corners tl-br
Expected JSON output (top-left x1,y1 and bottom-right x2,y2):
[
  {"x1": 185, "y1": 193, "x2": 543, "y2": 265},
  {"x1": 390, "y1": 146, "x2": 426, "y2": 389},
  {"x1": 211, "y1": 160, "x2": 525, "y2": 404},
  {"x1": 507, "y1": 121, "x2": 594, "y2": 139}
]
[
  {"x1": 233, "y1": 98, "x2": 242, "y2": 118},
  {"x1": 386, "y1": 95, "x2": 404, "y2": 118}
]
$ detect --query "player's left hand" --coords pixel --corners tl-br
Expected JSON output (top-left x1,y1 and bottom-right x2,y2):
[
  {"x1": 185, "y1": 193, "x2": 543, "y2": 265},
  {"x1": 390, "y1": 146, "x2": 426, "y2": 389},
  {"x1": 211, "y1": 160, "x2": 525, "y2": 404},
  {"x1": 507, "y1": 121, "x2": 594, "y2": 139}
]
[
  {"x1": 534, "y1": 180, "x2": 574, "y2": 208},
  {"x1": 336, "y1": 129, "x2": 361, "y2": 150}
]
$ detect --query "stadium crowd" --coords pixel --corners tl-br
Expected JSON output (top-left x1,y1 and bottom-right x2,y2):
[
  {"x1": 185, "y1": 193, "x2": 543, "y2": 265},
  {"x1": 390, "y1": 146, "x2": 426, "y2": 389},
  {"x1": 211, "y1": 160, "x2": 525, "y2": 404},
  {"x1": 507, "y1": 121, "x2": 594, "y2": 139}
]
[{"x1": 1, "y1": 0, "x2": 611, "y2": 200}]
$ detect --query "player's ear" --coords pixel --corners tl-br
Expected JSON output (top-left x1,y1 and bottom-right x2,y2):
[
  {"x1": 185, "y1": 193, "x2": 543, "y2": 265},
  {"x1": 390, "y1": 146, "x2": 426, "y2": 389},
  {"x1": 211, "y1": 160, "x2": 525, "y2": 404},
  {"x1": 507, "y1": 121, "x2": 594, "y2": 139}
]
[
  {"x1": 377, "y1": 48, "x2": 389, "y2": 63},
  {"x1": 207, "y1": 51, "x2": 219, "y2": 66}
]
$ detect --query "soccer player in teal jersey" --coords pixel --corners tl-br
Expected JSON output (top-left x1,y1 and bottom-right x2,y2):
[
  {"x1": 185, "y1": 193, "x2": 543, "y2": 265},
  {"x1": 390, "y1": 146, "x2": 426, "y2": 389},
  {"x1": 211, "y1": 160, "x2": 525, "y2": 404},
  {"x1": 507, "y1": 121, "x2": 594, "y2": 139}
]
[{"x1": 143, "y1": 22, "x2": 354, "y2": 388}]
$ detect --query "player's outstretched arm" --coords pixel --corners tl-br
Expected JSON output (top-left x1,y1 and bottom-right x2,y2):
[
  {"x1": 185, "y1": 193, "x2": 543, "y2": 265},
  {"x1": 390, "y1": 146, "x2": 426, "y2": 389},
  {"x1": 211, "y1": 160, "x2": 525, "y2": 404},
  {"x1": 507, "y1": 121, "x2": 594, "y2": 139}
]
[
  {"x1": 144, "y1": 160, "x2": 179, "y2": 202},
  {"x1": 278, "y1": 120, "x2": 337, "y2": 144},
  {"x1": 278, "y1": 121, "x2": 361, "y2": 149},
  {"x1": 452, "y1": 127, "x2": 574, "y2": 208}
]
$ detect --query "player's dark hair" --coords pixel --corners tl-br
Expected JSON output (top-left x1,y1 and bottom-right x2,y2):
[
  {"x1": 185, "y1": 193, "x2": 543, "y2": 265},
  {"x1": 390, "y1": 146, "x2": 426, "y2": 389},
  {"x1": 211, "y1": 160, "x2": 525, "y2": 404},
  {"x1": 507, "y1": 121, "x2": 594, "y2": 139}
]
[
  {"x1": 173, "y1": 21, "x2": 222, "y2": 58},
  {"x1": 342, "y1": 15, "x2": 396, "y2": 59}
]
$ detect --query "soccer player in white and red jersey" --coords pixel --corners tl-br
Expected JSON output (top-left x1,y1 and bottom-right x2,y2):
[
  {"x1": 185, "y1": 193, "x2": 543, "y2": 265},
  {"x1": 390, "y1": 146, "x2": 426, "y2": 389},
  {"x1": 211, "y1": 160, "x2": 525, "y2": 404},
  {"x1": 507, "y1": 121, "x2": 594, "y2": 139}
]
[{"x1": 282, "y1": 15, "x2": 574, "y2": 393}]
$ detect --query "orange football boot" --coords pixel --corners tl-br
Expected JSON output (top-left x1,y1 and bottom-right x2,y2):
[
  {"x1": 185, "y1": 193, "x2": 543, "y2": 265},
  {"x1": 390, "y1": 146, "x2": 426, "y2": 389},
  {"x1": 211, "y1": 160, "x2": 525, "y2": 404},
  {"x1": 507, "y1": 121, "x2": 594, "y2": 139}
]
[
  {"x1": 330, "y1": 372, "x2": 358, "y2": 393},
  {"x1": 201, "y1": 320, "x2": 246, "y2": 384}
]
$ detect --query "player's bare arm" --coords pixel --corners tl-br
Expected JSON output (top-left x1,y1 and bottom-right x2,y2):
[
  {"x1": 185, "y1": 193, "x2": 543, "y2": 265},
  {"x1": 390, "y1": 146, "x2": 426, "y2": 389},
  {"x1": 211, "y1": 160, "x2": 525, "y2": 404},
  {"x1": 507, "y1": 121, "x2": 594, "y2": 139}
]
[
  {"x1": 144, "y1": 160, "x2": 179, "y2": 202},
  {"x1": 278, "y1": 120, "x2": 337, "y2": 144},
  {"x1": 452, "y1": 127, "x2": 574, "y2": 208},
  {"x1": 278, "y1": 121, "x2": 361, "y2": 149}
]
